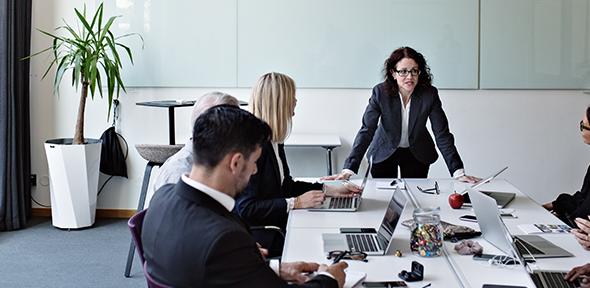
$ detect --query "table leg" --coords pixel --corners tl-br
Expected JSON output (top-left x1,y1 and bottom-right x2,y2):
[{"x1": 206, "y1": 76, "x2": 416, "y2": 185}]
[
  {"x1": 325, "y1": 147, "x2": 333, "y2": 175},
  {"x1": 168, "y1": 107, "x2": 175, "y2": 145}
]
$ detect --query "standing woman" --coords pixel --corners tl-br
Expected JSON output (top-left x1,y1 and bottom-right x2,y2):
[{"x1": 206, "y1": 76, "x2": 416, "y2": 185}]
[
  {"x1": 235, "y1": 72, "x2": 360, "y2": 230},
  {"x1": 330, "y1": 47, "x2": 478, "y2": 182}
]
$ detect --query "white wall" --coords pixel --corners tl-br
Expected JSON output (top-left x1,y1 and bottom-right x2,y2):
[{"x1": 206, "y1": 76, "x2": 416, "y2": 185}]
[{"x1": 29, "y1": 0, "x2": 590, "y2": 210}]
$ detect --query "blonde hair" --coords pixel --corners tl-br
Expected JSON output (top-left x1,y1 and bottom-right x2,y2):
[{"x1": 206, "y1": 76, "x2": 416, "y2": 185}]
[{"x1": 249, "y1": 72, "x2": 296, "y2": 143}]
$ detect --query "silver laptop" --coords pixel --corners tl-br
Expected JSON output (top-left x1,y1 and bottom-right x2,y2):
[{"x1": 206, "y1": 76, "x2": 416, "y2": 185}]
[
  {"x1": 468, "y1": 189, "x2": 573, "y2": 259},
  {"x1": 322, "y1": 187, "x2": 406, "y2": 256},
  {"x1": 468, "y1": 189, "x2": 578, "y2": 287},
  {"x1": 461, "y1": 166, "x2": 515, "y2": 208},
  {"x1": 308, "y1": 156, "x2": 373, "y2": 212}
]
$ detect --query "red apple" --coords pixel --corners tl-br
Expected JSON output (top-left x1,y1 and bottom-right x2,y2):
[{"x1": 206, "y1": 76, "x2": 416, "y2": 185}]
[{"x1": 448, "y1": 192, "x2": 464, "y2": 209}]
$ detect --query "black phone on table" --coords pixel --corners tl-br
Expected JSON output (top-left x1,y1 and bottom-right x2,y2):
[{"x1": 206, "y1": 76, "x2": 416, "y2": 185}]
[{"x1": 459, "y1": 215, "x2": 477, "y2": 222}]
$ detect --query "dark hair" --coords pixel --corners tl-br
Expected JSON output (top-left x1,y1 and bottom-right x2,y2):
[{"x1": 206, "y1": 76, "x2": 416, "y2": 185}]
[
  {"x1": 192, "y1": 105, "x2": 271, "y2": 169},
  {"x1": 587, "y1": 106, "x2": 590, "y2": 122},
  {"x1": 383, "y1": 47, "x2": 433, "y2": 94}
]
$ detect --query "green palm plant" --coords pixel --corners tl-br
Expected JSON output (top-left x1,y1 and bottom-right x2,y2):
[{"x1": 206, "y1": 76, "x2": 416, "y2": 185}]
[{"x1": 31, "y1": 3, "x2": 141, "y2": 144}]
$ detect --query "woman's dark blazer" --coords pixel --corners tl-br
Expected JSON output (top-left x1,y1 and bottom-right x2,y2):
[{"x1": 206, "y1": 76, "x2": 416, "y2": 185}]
[
  {"x1": 343, "y1": 82, "x2": 464, "y2": 175},
  {"x1": 235, "y1": 141, "x2": 322, "y2": 229}
]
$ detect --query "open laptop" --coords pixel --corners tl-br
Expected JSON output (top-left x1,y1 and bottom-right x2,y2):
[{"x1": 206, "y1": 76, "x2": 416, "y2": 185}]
[
  {"x1": 307, "y1": 156, "x2": 373, "y2": 212},
  {"x1": 468, "y1": 188, "x2": 573, "y2": 259},
  {"x1": 468, "y1": 189, "x2": 578, "y2": 287},
  {"x1": 321, "y1": 187, "x2": 406, "y2": 255},
  {"x1": 461, "y1": 166, "x2": 515, "y2": 208}
]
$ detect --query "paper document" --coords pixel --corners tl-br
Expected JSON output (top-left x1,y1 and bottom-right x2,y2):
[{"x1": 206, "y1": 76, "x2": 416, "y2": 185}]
[
  {"x1": 344, "y1": 270, "x2": 367, "y2": 288},
  {"x1": 518, "y1": 224, "x2": 572, "y2": 234}
]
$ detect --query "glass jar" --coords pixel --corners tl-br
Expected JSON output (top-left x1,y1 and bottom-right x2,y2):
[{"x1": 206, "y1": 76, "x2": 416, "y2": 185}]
[{"x1": 410, "y1": 207, "x2": 443, "y2": 257}]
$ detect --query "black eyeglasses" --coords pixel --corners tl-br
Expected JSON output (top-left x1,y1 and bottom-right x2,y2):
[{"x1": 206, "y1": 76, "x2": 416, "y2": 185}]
[
  {"x1": 327, "y1": 250, "x2": 368, "y2": 263},
  {"x1": 394, "y1": 68, "x2": 420, "y2": 77},
  {"x1": 417, "y1": 181, "x2": 439, "y2": 195},
  {"x1": 580, "y1": 121, "x2": 590, "y2": 132}
]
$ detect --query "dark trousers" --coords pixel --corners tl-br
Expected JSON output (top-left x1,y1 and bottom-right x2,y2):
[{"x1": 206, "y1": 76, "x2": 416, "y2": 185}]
[{"x1": 371, "y1": 148, "x2": 429, "y2": 178}]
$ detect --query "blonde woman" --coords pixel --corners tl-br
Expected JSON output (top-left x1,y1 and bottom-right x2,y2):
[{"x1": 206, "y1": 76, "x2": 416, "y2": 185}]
[{"x1": 235, "y1": 72, "x2": 360, "y2": 232}]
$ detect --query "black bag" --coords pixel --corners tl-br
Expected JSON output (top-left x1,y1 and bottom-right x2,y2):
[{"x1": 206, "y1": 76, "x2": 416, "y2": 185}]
[{"x1": 99, "y1": 126, "x2": 128, "y2": 178}]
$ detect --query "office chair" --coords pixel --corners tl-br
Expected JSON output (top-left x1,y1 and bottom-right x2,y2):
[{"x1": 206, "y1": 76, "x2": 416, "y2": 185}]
[
  {"x1": 125, "y1": 209, "x2": 147, "y2": 277},
  {"x1": 125, "y1": 144, "x2": 182, "y2": 277}
]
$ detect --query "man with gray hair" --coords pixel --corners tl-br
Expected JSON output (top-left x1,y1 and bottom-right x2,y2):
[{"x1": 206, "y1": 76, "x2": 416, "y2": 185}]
[{"x1": 152, "y1": 92, "x2": 240, "y2": 192}]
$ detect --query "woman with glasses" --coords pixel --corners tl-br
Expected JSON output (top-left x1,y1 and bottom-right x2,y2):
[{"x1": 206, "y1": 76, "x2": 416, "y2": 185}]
[
  {"x1": 327, "y1": 47, "x2": 478, "y2": 182},
  {"x1": 543, "y1": 106, "x2": 590, "y2": 230}
]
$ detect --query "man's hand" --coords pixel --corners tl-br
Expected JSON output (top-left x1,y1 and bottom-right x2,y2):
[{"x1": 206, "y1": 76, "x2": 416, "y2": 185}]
[
  {"x1": 318, "y1": 262, "x2": 348, "y2": 288},
  {"x1": 256, "y1": 242, "x2": 268, "y2": 259},
  {"x1": 457, "y1": 175, "x2": 480, "y2": 184},
  {"x1": 279, "y1": 261, "x2": 320, "y2": 284},
  {"x1": 565, "y1": 263, "x2": 590, "y2": 283},
  {"x1": 573, "y1": 217, "x2": 590, "y2": 250},
  {"x1": 295, "y1": 191, "x2": 325, "y2": 209},
  {"x1": 324, "y1": 182, "x2": 362, "y2": 197}
]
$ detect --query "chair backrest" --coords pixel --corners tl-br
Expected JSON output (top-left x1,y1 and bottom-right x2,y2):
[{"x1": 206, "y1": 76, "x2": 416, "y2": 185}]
[
  {"x1": 128, "y1": 209, "x2": 147, "y2": 264},
  {"x1": 143, "y1": 262, "x2": 171, "y2": 288}
]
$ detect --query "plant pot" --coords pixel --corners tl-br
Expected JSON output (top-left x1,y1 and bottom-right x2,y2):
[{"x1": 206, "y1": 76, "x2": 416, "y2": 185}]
[{"x1": 44, "y1": 138, "x2": 102, "y2": 229}]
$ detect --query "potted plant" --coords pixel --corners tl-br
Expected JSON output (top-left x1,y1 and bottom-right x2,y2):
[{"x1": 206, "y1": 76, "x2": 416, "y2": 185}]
[{"x1": 32, "y1": 3, "x2": 140, "y2": 229}]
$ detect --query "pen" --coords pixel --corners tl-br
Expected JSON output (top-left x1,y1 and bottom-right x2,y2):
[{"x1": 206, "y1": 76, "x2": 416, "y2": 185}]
[{"x1": 421, "y1": 283, "x2": 431, "y2": 288}]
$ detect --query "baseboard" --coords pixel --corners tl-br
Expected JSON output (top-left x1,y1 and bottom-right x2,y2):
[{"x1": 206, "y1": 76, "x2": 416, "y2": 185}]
[{"x1": 32, "y1": 208, "x2": 136, "y2": 219}]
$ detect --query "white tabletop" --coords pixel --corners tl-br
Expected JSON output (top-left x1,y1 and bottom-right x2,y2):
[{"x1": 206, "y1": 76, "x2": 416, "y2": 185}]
[
  {"x1": 284, "y1": 134, "x2": 341, "y2": 147},
  {"x1": 283, "y1": 178, "x2": 587, "y2": 288}
]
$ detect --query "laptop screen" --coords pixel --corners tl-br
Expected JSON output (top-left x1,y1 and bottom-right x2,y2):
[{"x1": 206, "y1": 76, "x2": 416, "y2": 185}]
[
  {"x1": 376, "y1": 187, "x2": 406, "y2": 247},
  {"x1": 460, "y1": 166, "x2": 508, "y2": 195},
  {"x1": 359, "y1": 155, "x2": 373, "y2": 190}
]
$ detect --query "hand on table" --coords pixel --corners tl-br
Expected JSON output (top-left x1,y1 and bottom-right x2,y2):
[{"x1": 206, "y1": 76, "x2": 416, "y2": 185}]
[
  {"x1": 295, "y1": 191, "x2": 325, "y2": 209},
  {"x1": 565, "y1": 263, "x2": 590, "y2": 284},
  {"x1": 321, "y1": 170, "x2": 354, "y2": 181},
  {"x1": 318, "y1": 262, "x2": 348, "y2": 288},
  {"x1": 573, "y1": 217, "x2": 590, "y2": 250},
  {"x1": 324, "y1": 182, "x2": 362, "y2": 197},
  {"x1": 457, "y1": 175, "x2": 480, "y2": 184},
  {"x1": 279, "y1": 261, "x2": 320, "y2": 284}
]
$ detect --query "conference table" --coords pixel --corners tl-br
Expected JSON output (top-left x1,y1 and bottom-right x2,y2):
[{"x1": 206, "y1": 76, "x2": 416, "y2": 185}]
[{"x1": 282, "y1": 179, "x2": 588, "y2": 287}]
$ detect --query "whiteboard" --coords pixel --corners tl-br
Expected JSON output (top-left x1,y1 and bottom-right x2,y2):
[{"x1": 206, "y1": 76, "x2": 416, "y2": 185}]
[
  {"x1": 237, "y1": 0, "x2": 479, "y2": 88},
  {"x1": 480, "y1": 0, "x2": 590, "y2": 89},
  {"x1": 103, "y1": 0, "x2": 237, "y2": 87},
  {"x1": 104, "y1": 0, "x2": 478, "y2": 89}
]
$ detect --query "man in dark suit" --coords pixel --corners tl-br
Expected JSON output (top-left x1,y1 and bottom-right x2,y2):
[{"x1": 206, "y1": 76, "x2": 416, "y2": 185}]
[{"x1": 142, "y1": 105, "x2": 347, "y2": 287}]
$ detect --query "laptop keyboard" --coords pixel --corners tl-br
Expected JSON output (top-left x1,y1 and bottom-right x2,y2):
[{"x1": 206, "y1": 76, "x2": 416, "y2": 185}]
[
  {"x1": 515, "y1": 239, "x2": 544, "y2": 255},
  {"x1": 531, "y1": 271, "x2": 580, "y2": 288},
  {"x1": 345, "y1": 234, "x2": 379, "y2": 252},
  {"x1": 329, "y1": 197, "x2": 353, "y2": 209}
]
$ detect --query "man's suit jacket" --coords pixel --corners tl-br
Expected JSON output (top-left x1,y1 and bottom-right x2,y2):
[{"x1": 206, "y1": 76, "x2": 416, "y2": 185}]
[
  {"x1": 142, "y1": 180, "x2": 336, "y2": 288},
  {"x1": 344, "y1": 82, "x2": 463, "y2": 175},
  {"x1": 235, "y1": 141, "x2": 323, "y2": 229}
]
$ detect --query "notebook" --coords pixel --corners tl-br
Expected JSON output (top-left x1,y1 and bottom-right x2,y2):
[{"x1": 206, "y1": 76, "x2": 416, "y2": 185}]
[
  {"x1": 308, "y1": 156, "x2": 373, "y2": 212},
  {"x1": 322, "y1": 187, "x2": 406, "y2": 256}
]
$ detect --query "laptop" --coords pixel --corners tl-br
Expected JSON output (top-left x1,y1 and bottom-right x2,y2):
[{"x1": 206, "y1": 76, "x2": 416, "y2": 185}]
[
  {"x1": 468, "y1": 189, "x2": 578, "y2": 287},
  {"x1": 461, "y1": 166, "x2": 515, "y2": 208},
  {"x1": 321, "y1": 187, "x2": 406, "y2": 255},
  {"x1": 307, "y1": 156, "x2": 373, "y2": 212},
  {"x1": 468, "y1": 189, "x2": 573, "y2": 259}
]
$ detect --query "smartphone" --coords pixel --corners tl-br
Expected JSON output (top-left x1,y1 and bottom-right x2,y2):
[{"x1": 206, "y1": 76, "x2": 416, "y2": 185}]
[
  {"x1": 459, "y1": 215, "x2": 477, "y2": 222},
  {"x1": 362, "y1": 281, "x2": 408, "y2": 287}
]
